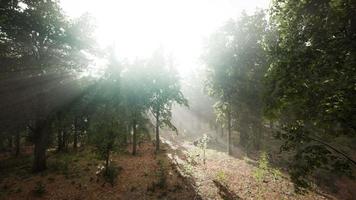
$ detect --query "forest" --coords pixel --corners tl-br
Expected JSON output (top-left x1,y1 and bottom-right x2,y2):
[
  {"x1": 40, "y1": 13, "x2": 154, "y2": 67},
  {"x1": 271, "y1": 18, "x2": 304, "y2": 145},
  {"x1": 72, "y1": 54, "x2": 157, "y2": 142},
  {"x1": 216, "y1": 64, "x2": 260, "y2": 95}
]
[{"x1": 0, "y1": 0, "x2": 355, "y2": 199}]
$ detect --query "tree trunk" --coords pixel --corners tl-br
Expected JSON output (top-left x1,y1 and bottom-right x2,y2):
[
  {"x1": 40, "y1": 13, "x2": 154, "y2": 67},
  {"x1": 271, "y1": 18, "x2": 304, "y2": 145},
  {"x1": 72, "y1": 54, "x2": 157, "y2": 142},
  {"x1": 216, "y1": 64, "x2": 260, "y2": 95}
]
[
  {"x1": 227, "y1": 108, "x2": 232, "y2": 155},
  {"x1": 155, "y1": 109, "x2": 160, "y2": 152},
  {"x1": 105, "y1": 148, "x2": 110, "y2": 174},
  {"x1": 132, "y1": 120, "x2": 137, "y2": 155},
  {"x1": 239, "y1": 117, "x2": 249, "y2": 149},
  {"x1": 73, "y1": 118, "x2": 78, "y2": 150},
  {"x1": 15, "y1": 132, "x2": 20, "y2": 157},
  {"x1": 33, "y1": 122, "x2": 48, "y2": 172},
  {"x1": 8, "y1": 136, "x2": 13, "y2": 150},
  {"x1": 57, "y1": 128, "x2": 63, "y2": 152},
  {"x1": 62, "y1": 129, "x2": 68, "y2": 152},
  {"x1": 221, "y1": 125, "x2": 224, "y2": 137},
  {"x1": 253, "y1": 121, "x2": 262, "y2": 150},
  {"x1": 269, "y1": 121, "x2": 273, "y2": 129}
]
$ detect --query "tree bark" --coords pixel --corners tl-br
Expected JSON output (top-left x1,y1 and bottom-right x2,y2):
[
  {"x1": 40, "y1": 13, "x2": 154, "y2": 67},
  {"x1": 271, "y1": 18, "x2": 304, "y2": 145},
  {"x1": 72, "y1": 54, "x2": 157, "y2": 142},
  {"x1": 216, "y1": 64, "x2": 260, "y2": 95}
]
[
  {"x1": 57, "y1": 128, "x2": 63, "y2": 152},
  {"x1": 155, "y1": 108, "x2": 160, "y2": 152},
  {"x1": 253, "y1": 121, "x2": 262, "y2": 150},
  {"x1": 105, "y1": 148, "x2": 110, "y2": 174},
  {"x1": 73, "y1": 118, "x2": 78, "y2": 150},
  {"x1": 33, "y1": 121, "x2": 49, "y2": 172},
  {"x1": 227, "y1": 107, "x2": 232, "y2": 156},
  {"x1": 132, "y1": 120, "x2": 137, "y2": 155},
  {"x1": 221, "y1": 125, "x2": 224, "y2": 137},
  {"x1": 62, "y1": 129, "x2": 68, "y2": 152},
  {"x1": 239, "y1": 117, "x2": 249, "y2": 149},
  {"x1": 8, "y1": 136, "x2": 13, "y2": 150},
  {"x1": 15, "y1": 132, "x2": 20, "y2": 157}
]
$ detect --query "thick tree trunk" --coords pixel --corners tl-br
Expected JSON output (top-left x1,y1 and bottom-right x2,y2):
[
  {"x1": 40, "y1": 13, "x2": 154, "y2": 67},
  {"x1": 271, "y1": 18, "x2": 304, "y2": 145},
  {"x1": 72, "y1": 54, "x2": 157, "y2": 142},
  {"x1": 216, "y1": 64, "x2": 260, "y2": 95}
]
[
  {"x1": 227, "y1": 108, "x2": 232, "y2": 155},
  {"x1": 132, "y1": 120, "x2": 137, "y2": 155},
  {"x1": 15, "y1": 132, "x2": 20, "y2": 157},
  {"x1": 33, "y1": 122, "x2": 48, "y2": 172},
  {"x1": 155, "y1": 109, "x2": 160, "y2": 152}
]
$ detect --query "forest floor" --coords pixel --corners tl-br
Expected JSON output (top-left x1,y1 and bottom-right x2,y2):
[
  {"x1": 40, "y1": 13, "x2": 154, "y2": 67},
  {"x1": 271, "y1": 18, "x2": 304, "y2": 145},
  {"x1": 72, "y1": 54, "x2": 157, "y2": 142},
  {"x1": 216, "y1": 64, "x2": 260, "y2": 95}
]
[
  {"x1": 0, "y1": 143, "x2": 199, "y2": 200},
  {"x1": 0, "y1": 139, "x2": 355, "y2": 200},
  {"x1": 160, "y1": 134, "x2": 355, "y2": 200}
]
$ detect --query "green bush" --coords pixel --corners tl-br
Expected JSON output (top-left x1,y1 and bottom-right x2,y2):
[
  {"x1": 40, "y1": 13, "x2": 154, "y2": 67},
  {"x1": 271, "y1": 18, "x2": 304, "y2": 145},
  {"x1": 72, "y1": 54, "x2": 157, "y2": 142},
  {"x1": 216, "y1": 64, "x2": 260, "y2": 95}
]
[
  {"x1": 156, "y1": 160, "x2": 166, "y2": 188},
  {"x1": 253, "y1": 152, "x2": 282, "y2": 182},
  {"x1": 215, "y1": 170, "x2": 227, "y2": 183},
  {"x1": 48, "y1": 159, "x2": 69, "y2": 174},
  {"x1": 103, "y1": 165, "x2": 121, "y2": 186},
  {"x1": 33, "y1": 181, "x2": 46, "y2": 197}
]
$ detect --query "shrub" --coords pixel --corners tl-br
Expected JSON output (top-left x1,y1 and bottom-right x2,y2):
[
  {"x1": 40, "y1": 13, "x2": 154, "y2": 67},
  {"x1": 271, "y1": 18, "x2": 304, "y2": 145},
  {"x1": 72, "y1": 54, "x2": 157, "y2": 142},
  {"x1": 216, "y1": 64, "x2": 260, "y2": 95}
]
[
  {"x1": 33, "y1": 181, "x2": 46, "y2": 197},
  {"x1": 253, "y1": 152, "x2": 268, "y2": 182},
  {"x1": 216, "y1": 170, "x2": 227, "y2": 183},
  {"x1": 156, "y1": 159, "x2": 166, "y2": 188},
  {"x1": 103, "y1": 165, "x2": 121, "y2": 186}
]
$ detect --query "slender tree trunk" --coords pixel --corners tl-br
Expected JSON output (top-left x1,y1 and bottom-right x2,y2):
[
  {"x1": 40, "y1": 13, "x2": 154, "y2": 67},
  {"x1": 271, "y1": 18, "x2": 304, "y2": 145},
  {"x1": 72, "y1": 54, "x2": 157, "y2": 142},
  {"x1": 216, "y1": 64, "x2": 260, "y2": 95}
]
[
  {"x1": 15, "y1": 132, "x2": 20, "y2": 157},
  {"x1": 227, "y1": 108, "x2": 232, "y2": 155},
  {"x1": 269, "y1": 121, "x2": 273, "y2": 129},
  {"x1": 8, "y1": 136, "x2": 13, "y2": 150},
  {"x1": 57, "y1": 128, "x2": 63, "y2": 152},
  {"x1": 127, "y1": 125, "x2": 132, "y2": 144},
  {"x1": 132, "y1": 120, "x2": 137, "y2": 155},
  {"x1": 155, "y1": 109, "x2": 160, "y2": 152},
  {"x1": 239, "y1": 117, "x2": 249, "y2": 149},
  {"x1": 105, "y1": 148, "x2": 110, "y2": 174},
  {"x1": 253, "y1": 121, "x2": 262, "y2": 150},
  {"x1": 62, "y1": 129, "x2": 68, "y2": 152},
  {"x1": 33, "y1": 122, "x2": 48, "y2": 172},
  {"x1": 221, "y1": 125, "x2": 224, "y2": 137},
  {"x1": 73, "y1": 118, "x2": 78, "y2": 150}
]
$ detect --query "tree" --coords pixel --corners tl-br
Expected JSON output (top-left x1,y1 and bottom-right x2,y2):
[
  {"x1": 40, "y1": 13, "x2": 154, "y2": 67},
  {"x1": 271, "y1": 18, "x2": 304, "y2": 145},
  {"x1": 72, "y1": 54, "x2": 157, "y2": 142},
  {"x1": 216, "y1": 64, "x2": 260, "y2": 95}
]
[
  {"x1": 147, "y1": 50, "x2": 187, "y2": 152},
  {"x1": 204, "y1": 11, "x2": 269, "y2": 154},
  {"x1": 89, "y1": 105, "x2": 124, "y2": 173},
  {"x1": 265, "y1": 0, "x2": 356, "y2": 189},
  {"x1": 121, "y1": 59, "x2": 152, "y2": 155},
  {"x1": 0, "y1": 0, "x2": 95, "y2": 172},
  {"x1": 204, "y1": 20, "x2": 236, "y2": 155}
]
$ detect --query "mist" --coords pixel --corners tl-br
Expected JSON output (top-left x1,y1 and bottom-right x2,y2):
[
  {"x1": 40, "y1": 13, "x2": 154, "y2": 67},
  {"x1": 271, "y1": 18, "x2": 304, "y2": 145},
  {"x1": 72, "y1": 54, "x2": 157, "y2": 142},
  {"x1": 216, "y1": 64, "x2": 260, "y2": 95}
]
[{"x1": 0, "y1": 0, "x2": 355, "y2": 200}]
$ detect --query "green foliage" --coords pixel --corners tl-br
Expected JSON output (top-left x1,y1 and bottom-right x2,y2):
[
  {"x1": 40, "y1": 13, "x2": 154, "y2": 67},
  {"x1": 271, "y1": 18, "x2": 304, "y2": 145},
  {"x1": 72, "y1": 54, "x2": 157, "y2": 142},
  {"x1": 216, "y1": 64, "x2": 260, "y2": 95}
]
[
  {"x1": 33, "y1": 181, "x2": 46, "y2": 197},
  {"x1": 156, "y1": 159, "x2": 167, "y2": 188},
  {"x1": 197, "y1": 134, "x2": 210, "y2": 164},
  {"x1": 253, "y1": 152, "x2": 282, "y2": 183},
  {"x1": 48, "y1": 156, "x2": 70, "y2": 174},
  {"x1": 253, "y1": 152, "x2": 269, "y2": 182},
  {"x1": 215, "y1": 170, "x2": 227, "y2": 183},
  {"x1": 147, "y1": 49, "x2": 188, "y2": 132},
  {"x1": 103, "y1": 165, "x2": 121, "y2": 187},
  {"x1": 265, "y1": 0, "x2": 356, "y2": 189},
  {"x1": 204, "y1": 10, "x2": 269, "y2": 150}
]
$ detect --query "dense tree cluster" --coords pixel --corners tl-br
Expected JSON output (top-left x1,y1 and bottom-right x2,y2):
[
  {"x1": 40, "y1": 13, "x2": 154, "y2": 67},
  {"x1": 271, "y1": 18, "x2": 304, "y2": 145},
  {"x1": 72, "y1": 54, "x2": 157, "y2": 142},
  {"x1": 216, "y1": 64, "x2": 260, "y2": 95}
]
[
  {"x1": 0, "y1": 0, "x2": 186, "y2": 174},
  {"x1": 204, "y1": 0, "x2": 356, "y2": 190}
]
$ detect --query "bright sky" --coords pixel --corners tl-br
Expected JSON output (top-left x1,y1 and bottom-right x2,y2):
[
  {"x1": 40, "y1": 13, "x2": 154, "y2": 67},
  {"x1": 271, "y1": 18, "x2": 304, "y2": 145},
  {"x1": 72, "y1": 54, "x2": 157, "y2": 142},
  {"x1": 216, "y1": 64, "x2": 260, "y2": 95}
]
[{"x1": 60, "y1": 0, "x2": 270, "y2": 76}]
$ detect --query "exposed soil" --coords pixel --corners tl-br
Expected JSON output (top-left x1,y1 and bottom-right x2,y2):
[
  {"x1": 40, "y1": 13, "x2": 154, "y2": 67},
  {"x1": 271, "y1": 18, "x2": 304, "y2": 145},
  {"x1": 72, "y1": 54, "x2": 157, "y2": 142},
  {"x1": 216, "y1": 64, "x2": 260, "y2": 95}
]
[
  {"x1": 0, "y1": 143, "x2": 200, "y2": 200},
  {"x1": 1, "y1": 138, "x2": 355, "y2": 200},
  {"x1": 161, "y1": 136, "x2": 343, "y2": 200}
]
